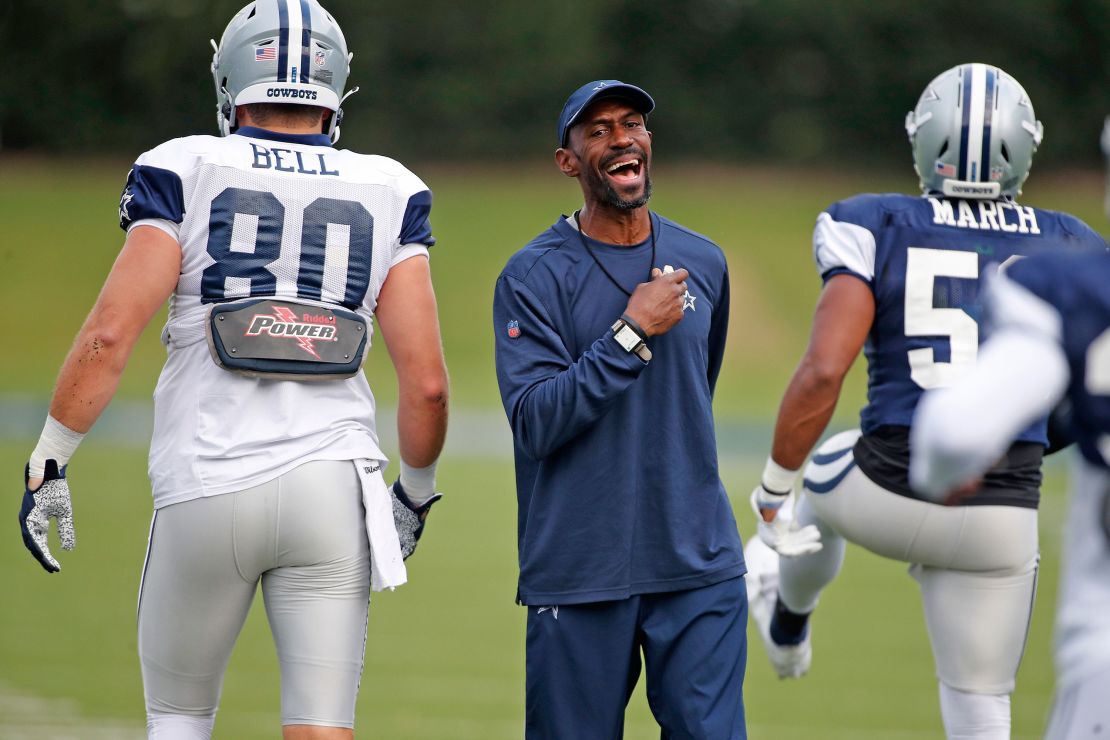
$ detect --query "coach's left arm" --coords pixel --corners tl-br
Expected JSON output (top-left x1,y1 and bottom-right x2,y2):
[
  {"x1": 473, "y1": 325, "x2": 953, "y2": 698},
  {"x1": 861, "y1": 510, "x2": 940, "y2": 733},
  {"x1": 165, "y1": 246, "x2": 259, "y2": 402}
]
[{"x1": 706, "y1": 265, "x2": 730, "y2": 393}]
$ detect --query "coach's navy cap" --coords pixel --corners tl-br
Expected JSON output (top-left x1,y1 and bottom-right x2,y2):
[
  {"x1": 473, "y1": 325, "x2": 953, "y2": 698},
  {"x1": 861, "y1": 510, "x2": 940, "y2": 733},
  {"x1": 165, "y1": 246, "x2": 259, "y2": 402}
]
[{"x1": 557, "y1": 80, "x2": 655, "y2": 148}]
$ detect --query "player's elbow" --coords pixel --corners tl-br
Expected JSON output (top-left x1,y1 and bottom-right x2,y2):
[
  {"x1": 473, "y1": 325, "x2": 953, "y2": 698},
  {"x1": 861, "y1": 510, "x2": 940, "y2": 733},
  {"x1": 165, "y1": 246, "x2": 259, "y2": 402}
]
[
  {"x1": 420, "y1": 380, "x2": 449, "y2": 411},
  {"x1": 405, "y1": 372, "x2": 449, "y2": 411},
  {"x1": 798, "y1": 356, "x2": 847, "y2": 394},
  {"x1": 77, "y1": 320, "x2": 133, "y2": 369}
]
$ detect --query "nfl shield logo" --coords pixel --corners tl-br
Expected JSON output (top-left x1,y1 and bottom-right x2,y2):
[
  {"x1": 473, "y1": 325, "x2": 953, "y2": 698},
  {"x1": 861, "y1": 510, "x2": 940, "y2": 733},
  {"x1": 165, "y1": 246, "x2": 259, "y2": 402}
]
[
  {"x1": 507, "y1": 320, "x2": 521, "y2": 338},
  {"x1": 314, "y1": 50, "x2": 326, "y2": 66}
]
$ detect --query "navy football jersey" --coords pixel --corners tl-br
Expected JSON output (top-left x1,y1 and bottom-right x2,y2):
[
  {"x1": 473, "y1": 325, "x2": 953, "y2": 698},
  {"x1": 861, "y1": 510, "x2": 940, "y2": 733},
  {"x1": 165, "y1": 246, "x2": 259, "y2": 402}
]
[
  {"x1": 815, "y1": 193, "x2": 1106, "y2": 439},
  {"x1": 1006, "y1": 251, "x2": 1110, "y2": 470}
]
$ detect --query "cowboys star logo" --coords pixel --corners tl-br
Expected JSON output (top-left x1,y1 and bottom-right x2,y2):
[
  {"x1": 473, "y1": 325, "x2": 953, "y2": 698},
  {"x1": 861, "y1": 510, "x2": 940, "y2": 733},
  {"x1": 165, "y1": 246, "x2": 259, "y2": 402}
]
[
  {"x1": 682, "y1": 290, "x2": 696, "y2": 312},
  {"x1": 118, "y1": 188, "x2": 134, "y2": 224}
]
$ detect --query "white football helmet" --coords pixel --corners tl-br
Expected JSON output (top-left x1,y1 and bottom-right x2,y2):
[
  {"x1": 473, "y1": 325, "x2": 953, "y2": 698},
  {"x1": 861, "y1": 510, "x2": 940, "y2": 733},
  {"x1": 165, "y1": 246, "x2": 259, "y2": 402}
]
[
  {"x1": 905, "y1": 63, "x2": 1043, "y2": 200},
  {"x1": 210, "y1": 0, "x2": 358, "y2": 142}
]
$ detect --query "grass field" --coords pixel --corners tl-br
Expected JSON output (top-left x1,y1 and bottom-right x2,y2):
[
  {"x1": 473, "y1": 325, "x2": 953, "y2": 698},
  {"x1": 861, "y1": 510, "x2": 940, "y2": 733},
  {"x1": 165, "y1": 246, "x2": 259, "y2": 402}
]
[{"x1": 1, "y1": 156, "x2": 1105, "y2": 738}]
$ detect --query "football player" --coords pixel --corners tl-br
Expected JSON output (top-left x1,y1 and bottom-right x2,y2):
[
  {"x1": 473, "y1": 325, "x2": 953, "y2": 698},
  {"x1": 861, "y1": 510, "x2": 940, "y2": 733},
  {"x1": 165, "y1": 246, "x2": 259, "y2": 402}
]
[
  {"x1": 912, "y1": 248, "x2": 1110, "y2": 739},
  {"x1": 17, "y1": 1, "x2": 448, "y2": 738},
  {"x1": 745, "y1": 63, "x2": 1105, "y2": 738}
]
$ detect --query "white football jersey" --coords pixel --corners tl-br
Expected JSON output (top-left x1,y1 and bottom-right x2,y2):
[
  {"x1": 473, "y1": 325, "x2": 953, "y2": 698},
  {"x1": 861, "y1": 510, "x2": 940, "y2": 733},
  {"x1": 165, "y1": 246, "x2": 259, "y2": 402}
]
[{"x1": 119, "y1": 126, "x2": 435, "y2": 508}]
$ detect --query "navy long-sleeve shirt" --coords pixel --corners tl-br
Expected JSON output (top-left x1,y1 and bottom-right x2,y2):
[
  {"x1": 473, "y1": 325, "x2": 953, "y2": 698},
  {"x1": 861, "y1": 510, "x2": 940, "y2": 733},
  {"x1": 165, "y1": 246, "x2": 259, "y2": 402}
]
[{"x1": 493, "y1": 212, "x2": 745, "y2": 605}]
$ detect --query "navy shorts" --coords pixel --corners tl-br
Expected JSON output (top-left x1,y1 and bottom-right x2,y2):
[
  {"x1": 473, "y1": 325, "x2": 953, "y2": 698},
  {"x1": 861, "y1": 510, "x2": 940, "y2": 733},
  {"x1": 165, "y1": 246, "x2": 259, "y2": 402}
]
[{"x1": 525, "y1": 576, "x2": 747, "y2": 739}]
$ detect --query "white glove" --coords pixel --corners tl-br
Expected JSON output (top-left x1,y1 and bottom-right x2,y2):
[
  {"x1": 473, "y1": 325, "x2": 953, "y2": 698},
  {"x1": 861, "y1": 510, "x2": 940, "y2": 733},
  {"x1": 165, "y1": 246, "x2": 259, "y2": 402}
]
[{"x1": 750, "y1": 485, "x2": 822, "y2": 557}]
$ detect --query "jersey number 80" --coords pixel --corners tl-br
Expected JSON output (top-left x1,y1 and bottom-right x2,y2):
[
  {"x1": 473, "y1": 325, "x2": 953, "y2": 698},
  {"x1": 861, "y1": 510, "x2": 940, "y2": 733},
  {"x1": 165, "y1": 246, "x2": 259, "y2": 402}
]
[{"x1": 201, "y1": 186, "x2": 374, "y2": 309}]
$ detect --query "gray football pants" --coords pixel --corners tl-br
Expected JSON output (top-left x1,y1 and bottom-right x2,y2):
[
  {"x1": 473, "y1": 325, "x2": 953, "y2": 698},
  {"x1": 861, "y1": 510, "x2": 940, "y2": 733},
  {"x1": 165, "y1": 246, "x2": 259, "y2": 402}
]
[
  {"x1": 781, "y1": 430, "x2": 1039, "y2": 695},
  {"x1": 138, "y1": 460, "x2": 371, "y2": 728}
]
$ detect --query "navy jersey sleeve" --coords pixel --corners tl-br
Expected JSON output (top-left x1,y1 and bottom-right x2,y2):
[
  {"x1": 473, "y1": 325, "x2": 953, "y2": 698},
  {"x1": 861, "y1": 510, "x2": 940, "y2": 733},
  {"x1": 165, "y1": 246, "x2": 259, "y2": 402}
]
[
  {"x1": 493, "y1": 273, "x2": 647, "y2": 460},
  {"x1": 399, "y1": 189, "x2": 435, "y2": 247},
  {"x1": 1004, "y1": 257, "x2": 1065, "y2": 325},
  {"x1": 118, "y1": 164, "x2": 185, "y2": 231},
  {"x1": 706, "y1": 266, "x2": 729, "y2": 393}
]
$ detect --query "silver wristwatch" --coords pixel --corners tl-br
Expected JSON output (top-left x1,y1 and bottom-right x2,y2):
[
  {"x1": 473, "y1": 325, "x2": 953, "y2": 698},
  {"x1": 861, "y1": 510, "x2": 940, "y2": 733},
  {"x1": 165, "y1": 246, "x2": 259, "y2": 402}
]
[{"x1": 611, "y1": 318, "x2": 652, "y2": 363}]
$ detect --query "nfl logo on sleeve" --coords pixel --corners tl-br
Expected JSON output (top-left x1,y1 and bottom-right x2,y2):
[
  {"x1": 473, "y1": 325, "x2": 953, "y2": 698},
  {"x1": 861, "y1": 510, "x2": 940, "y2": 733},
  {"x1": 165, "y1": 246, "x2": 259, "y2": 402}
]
[{"x1": 507, "y1": 320, "x2": 521, "y2": 338}]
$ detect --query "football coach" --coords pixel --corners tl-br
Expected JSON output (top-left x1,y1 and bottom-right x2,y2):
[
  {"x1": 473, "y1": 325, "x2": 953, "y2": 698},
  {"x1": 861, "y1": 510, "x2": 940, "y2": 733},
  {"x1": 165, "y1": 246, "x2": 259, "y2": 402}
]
[{"x1": 493, "y1": 80, "x2": 748, "y2": 739}]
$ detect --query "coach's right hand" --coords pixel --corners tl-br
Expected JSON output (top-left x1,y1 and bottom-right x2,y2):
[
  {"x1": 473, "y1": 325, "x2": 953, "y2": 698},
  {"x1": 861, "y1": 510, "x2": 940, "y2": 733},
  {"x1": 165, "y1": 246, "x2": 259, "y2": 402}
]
[
  {"x1": 19, "y1": 459, "x2": 76, "y2": 573},
  {"x1": 624, "y1": 267, "x2": 690, "y2": 337}
]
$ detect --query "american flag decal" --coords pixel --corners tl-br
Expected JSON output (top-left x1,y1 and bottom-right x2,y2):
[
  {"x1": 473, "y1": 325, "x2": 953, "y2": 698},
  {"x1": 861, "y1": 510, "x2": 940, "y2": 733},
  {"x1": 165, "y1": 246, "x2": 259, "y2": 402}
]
[
  {"x1": 255, "y1": 46, "x2": 277, "y2": 62},
  {"x1": 935, "y1": 161, "x2": 956, "y2": 177}
]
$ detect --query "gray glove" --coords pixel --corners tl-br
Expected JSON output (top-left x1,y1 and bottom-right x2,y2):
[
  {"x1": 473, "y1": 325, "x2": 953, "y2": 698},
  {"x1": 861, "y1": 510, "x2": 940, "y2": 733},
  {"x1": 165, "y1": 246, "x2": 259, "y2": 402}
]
[
  {"x1": 19, "y1": 459, "x2": 75, "y2": 573},
  {"x1": 390, "y1": 479, "x2": 442, "y2": 560}
]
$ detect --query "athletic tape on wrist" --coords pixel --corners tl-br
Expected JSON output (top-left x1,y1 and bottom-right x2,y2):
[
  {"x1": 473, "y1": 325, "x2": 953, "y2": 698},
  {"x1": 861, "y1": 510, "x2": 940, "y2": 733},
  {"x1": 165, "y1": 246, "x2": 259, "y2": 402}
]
[
  {"x1": 29, "y1": 416, "x2": 85, "y2": 478},
  {"x1": 399, "y1": 460, "x2": 438, "y2": 506},
  {"x1": 761, "y1": 457, "x2": 798, "y2": 496}
]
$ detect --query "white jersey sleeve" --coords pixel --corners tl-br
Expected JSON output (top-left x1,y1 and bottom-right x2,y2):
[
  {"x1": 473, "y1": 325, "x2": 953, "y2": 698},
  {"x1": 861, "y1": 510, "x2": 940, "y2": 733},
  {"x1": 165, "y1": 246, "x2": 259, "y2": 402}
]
[
  {"x1": 120, "y1": 131, "x2": 437, "y2": 507},
  {"x1": 909, "y1": 271, "x2": 1069, "y2": 499},
  {"x1": 812, "y1": 211, "x2": 877, "y2": 282}
]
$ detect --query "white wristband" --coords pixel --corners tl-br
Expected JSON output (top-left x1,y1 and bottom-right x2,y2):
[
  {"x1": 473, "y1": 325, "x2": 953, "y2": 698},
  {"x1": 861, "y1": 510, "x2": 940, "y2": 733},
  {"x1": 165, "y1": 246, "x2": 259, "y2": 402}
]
[
  {"x1": 761, "y1": 457, "x2": 799, "y2": 495},
  {"x1": 29, "y1": 416, "x2": 85, "y2": 478},
  {"x1": 399, "y1": 460, "x2": 438, "y2": 506}
]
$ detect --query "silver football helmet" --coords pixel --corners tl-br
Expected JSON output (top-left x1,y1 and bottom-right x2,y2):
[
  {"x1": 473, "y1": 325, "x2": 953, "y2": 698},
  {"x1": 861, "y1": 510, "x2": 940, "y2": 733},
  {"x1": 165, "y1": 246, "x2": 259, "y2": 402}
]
[
  {"x1": 905, "y1": 63, "x2": 1043, "y2": 200},
  {"x1": 210, "y1": 0, "x2": 358, "y2": 142}
]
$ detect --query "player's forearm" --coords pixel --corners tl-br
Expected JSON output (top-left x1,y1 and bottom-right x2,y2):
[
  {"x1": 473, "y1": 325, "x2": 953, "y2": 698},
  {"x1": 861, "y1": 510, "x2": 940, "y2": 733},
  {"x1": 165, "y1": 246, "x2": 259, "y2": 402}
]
[
  {"x1": 770, "y1": 360, "x2": 844, "y2": 470},
  {"x1": 396, "y1": 374, "x2": 449, "y2": 467},
  {"x1": 48, "y1": 323, "x2": 136, "y2": 433}
]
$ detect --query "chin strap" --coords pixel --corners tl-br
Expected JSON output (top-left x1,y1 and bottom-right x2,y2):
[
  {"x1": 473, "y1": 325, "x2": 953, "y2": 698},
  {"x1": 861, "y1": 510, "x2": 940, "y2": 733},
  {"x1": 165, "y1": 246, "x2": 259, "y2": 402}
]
[
  {"x1": 210, "y1": 39, "x2": 235, "y2": 137},
  {"x1": 329, "y1": 87, "x2": 360, "y2": 144}
]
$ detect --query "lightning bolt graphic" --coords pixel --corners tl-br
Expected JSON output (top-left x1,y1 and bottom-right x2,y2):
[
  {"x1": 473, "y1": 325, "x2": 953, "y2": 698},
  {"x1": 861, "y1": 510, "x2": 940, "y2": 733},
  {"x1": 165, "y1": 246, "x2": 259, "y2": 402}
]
[{"x1": 272, "y1": 306, "x2": 321, "y2": 359}]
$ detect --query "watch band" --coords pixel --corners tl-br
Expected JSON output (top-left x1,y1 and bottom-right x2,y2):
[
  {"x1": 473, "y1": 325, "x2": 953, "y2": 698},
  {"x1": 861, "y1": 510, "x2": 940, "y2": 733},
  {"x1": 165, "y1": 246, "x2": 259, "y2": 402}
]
[
  {"x1": 610, "y1": 319, "x2": 652, "y2": 363},
  {"x1": 619, "y1": 313, "x2": 648, "y2": 342}
]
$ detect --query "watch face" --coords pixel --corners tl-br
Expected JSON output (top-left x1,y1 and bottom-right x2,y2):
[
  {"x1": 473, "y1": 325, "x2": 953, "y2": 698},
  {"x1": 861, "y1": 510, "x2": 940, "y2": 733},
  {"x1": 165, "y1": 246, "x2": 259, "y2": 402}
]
[{"x1": 614, "y1": 324, "x2": 641, "y2": 352}]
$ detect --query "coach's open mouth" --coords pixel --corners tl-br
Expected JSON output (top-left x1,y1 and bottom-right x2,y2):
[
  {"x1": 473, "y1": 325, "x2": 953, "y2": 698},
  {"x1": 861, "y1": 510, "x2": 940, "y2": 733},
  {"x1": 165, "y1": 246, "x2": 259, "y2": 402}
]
[{"x1": 602, "y1": 156, "x2": 644, "y2": 189}]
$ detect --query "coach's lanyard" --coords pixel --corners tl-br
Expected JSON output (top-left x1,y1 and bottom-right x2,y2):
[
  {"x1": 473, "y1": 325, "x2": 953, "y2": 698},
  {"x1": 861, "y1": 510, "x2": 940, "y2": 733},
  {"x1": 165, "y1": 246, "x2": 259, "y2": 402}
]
[{"x1": 573, "y1": 210, "x2": 656, "y2": 298}]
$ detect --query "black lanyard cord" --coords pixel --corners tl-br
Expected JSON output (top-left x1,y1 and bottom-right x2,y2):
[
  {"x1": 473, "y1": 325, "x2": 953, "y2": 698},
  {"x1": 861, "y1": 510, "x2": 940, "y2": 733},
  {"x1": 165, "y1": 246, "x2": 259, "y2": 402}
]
[{"x1": 573, "y1": 210, "x2": 656, "y2": 298}]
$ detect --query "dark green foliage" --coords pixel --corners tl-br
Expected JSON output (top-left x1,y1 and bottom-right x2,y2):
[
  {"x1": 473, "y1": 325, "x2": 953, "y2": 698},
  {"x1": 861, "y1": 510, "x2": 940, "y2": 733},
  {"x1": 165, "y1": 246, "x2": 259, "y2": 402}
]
[{"x1": 4, "y1": 0, "x2": 1109, "y2": 166}]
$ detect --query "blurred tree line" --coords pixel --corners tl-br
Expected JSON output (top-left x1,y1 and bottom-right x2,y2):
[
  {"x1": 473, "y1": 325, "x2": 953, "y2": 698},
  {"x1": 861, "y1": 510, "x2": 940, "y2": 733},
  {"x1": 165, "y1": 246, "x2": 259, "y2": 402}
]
[{"x1": 2, "y1": 0, "x2": 1109, "y2": 166}]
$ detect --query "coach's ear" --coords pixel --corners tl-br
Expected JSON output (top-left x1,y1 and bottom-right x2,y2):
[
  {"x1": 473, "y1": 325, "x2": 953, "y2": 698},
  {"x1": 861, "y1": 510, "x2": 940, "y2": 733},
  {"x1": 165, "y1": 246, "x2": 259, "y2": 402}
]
[{"x1": 555, "y1": 147, "x2": 579, "y2": 178}]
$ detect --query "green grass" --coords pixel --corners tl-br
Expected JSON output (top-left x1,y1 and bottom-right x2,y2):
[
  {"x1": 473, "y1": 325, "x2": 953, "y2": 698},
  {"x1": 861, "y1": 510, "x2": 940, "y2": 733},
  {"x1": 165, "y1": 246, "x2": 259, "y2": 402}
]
[
  {"x1": 0, "y1": 443, "x2": 1070, "y2": 738},
  {"x1": 1, "y1": 157, "x2": 1102, "y2": 737}
]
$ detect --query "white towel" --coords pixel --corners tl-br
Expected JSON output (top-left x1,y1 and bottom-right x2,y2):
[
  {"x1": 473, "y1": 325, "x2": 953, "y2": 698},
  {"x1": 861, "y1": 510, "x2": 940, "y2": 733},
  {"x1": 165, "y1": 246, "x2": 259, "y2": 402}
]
[{"x1": 355, "y1": 459, "x2": 407, "y2": 591}]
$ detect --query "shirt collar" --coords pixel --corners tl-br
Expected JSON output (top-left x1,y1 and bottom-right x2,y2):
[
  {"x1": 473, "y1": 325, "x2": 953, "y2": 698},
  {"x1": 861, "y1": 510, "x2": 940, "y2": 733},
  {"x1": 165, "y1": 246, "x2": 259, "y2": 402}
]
[{"x1": 233, "y1": 126, "x2": 333, "y2": 147}]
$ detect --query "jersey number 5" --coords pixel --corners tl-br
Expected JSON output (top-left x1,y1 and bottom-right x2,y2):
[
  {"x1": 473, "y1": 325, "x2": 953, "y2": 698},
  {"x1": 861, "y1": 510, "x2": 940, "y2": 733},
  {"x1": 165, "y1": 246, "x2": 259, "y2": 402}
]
[
  {"x1": 904, "y1": 247, "x2": 979, "y2": 389},
  {"x1": 201, "y1": 187, "x2": 374, "y2": 308}
]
